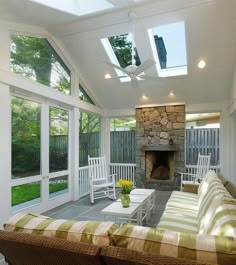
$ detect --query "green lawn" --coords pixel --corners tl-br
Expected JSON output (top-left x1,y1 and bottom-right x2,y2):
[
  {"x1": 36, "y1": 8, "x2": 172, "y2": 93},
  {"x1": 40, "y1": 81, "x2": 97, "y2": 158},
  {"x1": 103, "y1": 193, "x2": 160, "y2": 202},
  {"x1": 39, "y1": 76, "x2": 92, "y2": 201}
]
[{"x1": 12, "y1": 182, "x2": 68, "y2": 206}]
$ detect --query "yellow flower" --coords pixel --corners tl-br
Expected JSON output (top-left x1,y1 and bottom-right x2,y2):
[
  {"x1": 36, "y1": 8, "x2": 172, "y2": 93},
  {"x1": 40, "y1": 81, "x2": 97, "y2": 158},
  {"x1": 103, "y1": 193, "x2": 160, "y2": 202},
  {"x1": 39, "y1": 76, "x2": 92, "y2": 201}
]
[{"x1": 116, "y1": 179, "x2": 133, "y2": 194}]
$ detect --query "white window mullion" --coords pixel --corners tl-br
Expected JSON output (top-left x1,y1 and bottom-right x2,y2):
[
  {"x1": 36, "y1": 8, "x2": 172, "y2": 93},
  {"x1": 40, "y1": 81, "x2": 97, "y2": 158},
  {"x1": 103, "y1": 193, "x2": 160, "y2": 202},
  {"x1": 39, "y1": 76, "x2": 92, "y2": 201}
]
[
  {"x1": 71, "y1": 108, "x2": 80, "y2": 201},
  {"x1": 0, "y1": 84, "x2": 11, "y2": 227},
  {"x1": 41, "y1": 100, "x2": 49, "y2": 205}
]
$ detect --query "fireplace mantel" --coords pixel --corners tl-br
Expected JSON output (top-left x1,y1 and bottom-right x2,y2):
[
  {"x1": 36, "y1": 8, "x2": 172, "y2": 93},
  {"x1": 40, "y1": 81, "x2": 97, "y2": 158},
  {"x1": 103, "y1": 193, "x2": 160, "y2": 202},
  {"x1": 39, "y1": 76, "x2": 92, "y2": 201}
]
[{"x1": 141, "y1": 145, "x2": 178, "y2": 152}]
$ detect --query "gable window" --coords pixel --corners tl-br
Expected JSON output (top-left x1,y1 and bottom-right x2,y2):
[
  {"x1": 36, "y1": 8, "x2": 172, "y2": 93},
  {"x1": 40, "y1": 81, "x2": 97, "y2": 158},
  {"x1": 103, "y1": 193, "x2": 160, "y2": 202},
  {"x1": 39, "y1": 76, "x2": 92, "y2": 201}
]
[
  {"x1": 79, "y1": 84, "x2": 95, "y2": 105},
  {"x1": 10, "y1": 35, "x2": 71, "y2": 95},
  {"x1": 148, "y1": 21, "x2": 188, "y2": 77},
  {"x1": 101, "y1": 33, "x2": 141, "y2": 82}
]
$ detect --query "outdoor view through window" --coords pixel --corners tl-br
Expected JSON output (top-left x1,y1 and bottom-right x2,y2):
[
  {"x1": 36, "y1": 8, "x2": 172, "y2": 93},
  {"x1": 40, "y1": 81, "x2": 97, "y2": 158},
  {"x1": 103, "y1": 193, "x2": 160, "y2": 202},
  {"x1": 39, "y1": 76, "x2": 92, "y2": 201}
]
[{"x1": 10, "y1": 35, "x2": 71, "y2": 94}]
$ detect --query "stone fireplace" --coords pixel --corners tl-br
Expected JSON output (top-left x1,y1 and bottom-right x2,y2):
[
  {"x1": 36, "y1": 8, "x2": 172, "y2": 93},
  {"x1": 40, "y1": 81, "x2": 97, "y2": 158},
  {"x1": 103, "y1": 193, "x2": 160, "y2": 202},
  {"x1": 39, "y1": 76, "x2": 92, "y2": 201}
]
[{"x1": 136, "y1": 105, "x2": 185, "y2": 190}]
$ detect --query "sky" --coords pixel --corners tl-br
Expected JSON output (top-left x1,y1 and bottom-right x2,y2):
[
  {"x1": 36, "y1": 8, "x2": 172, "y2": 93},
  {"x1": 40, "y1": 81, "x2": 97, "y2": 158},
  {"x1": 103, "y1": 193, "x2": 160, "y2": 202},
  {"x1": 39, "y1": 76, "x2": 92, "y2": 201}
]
[{"x1": 152, "y1": 21, "x2": 187, "y2": 68}]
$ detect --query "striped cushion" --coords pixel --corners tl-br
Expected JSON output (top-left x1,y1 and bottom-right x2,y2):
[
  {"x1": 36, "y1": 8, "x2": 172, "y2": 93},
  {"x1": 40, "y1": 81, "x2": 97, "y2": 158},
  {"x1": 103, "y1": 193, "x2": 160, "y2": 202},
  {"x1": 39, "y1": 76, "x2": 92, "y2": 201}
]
[
  {"x1": 157, "y1": 212, "x2": 198, "y2": 233},
  {"x1": 198, "y1": 170, "x2": 218, "y2": 197},
  {"x1": 199, "y1": 198, "x2": 236, "y2": 237},
  {"x1": 113, "y1": 223, "x2": 236, "y2": 265},
  {"x1": 166, "y1": 191, "x2": 198, "y2": 212},
  {"x1": 4, "y1": 212, "x2": 118, "y2": 247},
  {"x1": 197, "y1": 179, "x2": 232, "y2": 226},
  {"x1": 198, "y1": 175, "x2": 222, "y2": 204}
]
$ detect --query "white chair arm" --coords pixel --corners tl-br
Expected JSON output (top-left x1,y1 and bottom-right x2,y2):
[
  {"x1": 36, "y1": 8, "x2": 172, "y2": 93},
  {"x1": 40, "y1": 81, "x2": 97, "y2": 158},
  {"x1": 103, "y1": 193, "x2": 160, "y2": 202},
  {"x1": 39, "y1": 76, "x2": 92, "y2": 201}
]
[{"x1": 179, "y1": 172, "x2": 197, "y2": 177}]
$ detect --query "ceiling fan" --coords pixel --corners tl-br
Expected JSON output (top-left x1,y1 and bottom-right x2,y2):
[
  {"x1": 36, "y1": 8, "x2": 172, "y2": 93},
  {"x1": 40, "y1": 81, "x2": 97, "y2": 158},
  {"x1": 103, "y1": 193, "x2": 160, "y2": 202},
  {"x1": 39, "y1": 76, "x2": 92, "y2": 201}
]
[{"x1": 104, "y1": 11, "x2": 159, "y2": 88}]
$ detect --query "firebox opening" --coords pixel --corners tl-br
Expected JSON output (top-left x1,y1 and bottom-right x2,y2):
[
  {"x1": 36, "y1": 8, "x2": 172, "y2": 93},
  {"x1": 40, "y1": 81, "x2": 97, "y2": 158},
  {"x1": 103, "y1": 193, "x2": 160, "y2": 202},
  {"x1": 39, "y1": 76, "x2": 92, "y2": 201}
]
[
  {"x1": 145, "y1": 151, "x2": 174, "y2": 180},
  {"x1": 151, "y1": 152, "x2": 170, "y2": 180}
]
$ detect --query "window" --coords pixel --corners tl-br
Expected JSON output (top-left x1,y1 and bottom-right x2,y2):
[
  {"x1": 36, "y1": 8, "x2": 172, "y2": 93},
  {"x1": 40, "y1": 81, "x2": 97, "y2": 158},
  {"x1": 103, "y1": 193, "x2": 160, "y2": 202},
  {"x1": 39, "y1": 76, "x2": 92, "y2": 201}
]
[
  {"x1": 110, "y1": 117, "x2": 136, "y2": 163},
  {"x1": 101, "y1": 33, "x2": 141, "y2": 82},
  {"x1": 185, "y1": 113, "x2": 220, "y2": 166},
  {"x1": 79, "y1": 112, "x2": 101, "y2": 166},
  {"x1": 10, "y1": 35, "x2": 71, "y2": 94},
  {"x1": 12, "y1": 96, "x2": 41, "y2": 179},
  {"x1": 79, "y1": 84, "x2": 95, "y2": 105},
  {"x1": 30, "y1": 0, "x2": 114, "y2": 16},
  {"x1": 148, "y1": 21, "x2": 188, "y2": 77}
]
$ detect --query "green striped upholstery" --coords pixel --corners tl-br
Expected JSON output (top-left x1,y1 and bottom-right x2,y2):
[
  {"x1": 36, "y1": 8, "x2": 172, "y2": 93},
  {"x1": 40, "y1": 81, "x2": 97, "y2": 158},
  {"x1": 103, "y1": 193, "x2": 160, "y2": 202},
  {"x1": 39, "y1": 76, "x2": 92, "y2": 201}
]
[
  {"x1": 163, "y1": 208, "x2": 198, "y2": 219},
  {"x1": 197, "y1": 178, "x2": 232, "y2": 227},
  {"x1": 157, "y1": 212, "x2": 198, "y2": 233},
  {"x1": 4, "y1": 212, "x2": 118, "y2": 247},
  {"x1": 113, "y1": 223, "x2": 236, "y2": 265},
  {"x1": 198, "y1": 174, "x2": 223, "y2": 207},
  {"x1": 199, "y1": 197, "x2": 236, "y2": 237},
  {"x1": 165, "y1": 191, "x2": 198, "y2": 212}
]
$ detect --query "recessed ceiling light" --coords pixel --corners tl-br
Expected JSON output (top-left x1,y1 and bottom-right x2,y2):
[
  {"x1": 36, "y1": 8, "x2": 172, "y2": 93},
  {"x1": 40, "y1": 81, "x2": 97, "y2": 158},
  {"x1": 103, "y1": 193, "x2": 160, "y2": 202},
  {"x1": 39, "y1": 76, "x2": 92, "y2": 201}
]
[
  {"x1": 169, "y1": 90, "x2": 174, "y2": 96},
  {"x1": 198, "y1": 60, "x2": 206, "y2": 69},
  {"x1": 105, "y1": 73, "x2": 111, "y2": 79},
  {"x1": 142, "y1": 94, "x2": 148, "y2": 100}
]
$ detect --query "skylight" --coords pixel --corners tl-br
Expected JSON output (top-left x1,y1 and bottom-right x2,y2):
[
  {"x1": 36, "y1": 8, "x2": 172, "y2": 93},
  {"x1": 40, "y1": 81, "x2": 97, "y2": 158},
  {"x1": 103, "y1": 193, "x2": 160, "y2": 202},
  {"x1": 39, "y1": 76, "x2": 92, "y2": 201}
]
[
  {"x1": 101, "y1": 33, "x2": 141, "y2": 82},
  {"x1": 148, "y1": 21, "x2": 188, "y2": 77},
  {"x1": 30, "y1": 0, "x2": 114, "y2": 16}
]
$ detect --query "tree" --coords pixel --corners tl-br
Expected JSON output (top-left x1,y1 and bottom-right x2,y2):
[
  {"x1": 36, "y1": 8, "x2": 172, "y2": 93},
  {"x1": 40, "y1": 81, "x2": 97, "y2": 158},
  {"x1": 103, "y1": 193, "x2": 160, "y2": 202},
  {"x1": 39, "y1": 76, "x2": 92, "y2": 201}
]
[
  {"x1": 12, "y1": 97, "x2": 41, "y2": 178},
  {"x1": 10, "y1": 35, "x2": 70, "y2": 94},
  {"x1": 111, "y1": 117, "x2": 136, "y2": 131},
  {"x1": 79, "y1": 112, "x2": 101, "y2": 166},
  {"x1": 108, "y1": 34, "x2": 141, "y2": 68}
]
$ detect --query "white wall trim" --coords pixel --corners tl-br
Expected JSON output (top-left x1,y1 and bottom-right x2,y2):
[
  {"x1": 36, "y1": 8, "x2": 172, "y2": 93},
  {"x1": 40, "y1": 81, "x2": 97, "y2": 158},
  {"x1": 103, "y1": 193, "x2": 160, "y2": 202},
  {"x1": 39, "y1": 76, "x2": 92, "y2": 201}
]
[{"x1": 0, "y1": 70, "x2": 103, "y2": 115}]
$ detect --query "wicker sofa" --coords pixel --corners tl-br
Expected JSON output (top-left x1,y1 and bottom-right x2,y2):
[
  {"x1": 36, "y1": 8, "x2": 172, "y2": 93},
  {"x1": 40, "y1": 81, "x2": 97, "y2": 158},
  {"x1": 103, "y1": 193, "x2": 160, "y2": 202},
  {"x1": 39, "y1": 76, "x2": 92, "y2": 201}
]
[{"x1": 1, "y1": 171, "x2": 236, "y2": 265}]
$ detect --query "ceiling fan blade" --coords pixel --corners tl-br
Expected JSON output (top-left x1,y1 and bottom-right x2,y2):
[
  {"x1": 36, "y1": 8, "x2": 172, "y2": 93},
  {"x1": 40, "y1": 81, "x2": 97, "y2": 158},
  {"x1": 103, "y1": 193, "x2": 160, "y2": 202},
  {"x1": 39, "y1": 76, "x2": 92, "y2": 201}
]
[
  {"x1": 104, "y1": 61, "x2": 130, "y2": 75},
  {"x1": 131, "y1": 77, "x2": 138, "y2": 88},
  {"x1": 139, "y1": 74, "x2": 160, "y2": 80},
  {"x1": 108, "y1": 75, "x2": 128, "y2": 79},
  {"x1": 134, "y1": 59, "x2": 156, "y2": 75}
]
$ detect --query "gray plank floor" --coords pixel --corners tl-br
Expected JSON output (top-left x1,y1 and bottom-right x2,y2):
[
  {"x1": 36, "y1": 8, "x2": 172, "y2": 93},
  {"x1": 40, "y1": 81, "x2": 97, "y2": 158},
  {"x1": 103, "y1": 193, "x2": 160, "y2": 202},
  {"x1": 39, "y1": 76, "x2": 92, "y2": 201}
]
[{"x1": 0, "y1": 191, "x2": 171, "y2": 265}]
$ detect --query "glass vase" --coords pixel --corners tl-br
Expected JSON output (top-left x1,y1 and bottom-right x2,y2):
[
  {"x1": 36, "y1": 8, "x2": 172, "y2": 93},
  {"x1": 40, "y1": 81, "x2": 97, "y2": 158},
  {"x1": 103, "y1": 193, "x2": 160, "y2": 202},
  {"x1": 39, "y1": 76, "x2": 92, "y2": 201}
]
[{"x1": 120, "y1": 193, "x2": 130, "y2": 208}]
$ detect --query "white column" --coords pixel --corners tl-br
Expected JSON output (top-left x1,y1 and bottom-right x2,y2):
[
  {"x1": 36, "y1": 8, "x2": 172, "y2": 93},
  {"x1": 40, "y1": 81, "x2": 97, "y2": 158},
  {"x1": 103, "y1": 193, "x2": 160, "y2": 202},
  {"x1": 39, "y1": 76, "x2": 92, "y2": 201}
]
[
  {"x1": 101, "y1": 117, "x2": 111, "y2": 165},
  {"x1": 0, "y1": 83, "x2": 11, "y2": 227},
  {"x1": 220, "y1": 109, "x2": 236, "y2": 184},
  {"x1": 71, "y1": 108, "x2": 80, "y2": 201}
]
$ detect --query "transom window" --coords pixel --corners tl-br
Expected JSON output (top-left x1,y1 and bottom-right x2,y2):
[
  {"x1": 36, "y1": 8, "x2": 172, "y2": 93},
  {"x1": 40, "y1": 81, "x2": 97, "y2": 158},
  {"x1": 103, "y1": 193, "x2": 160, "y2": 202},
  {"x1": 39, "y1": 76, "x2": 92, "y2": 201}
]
[
  {"x1": 10, "y1": 35, "x2": 71, "y2": 95},
  {"x1": 148, "y1": 21, "x2": 188, "y2": 77},
  {"x1": 79, "y1": 84, "x2": 95, "y2": 105},
  {"x1": 101, "y1": 33, "x2": 141, "y2": 82}
]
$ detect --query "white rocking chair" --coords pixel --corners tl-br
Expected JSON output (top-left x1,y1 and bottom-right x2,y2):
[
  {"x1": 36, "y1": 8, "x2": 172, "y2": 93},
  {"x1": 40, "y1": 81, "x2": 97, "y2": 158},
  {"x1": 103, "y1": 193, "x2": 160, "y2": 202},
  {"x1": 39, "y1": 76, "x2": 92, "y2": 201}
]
[
  {"x1": 180, "y1": 153, "x2": 211, "y2": 191},
  {"x1": 88, "y1": 156, "x2": 116, "y2": 203}
]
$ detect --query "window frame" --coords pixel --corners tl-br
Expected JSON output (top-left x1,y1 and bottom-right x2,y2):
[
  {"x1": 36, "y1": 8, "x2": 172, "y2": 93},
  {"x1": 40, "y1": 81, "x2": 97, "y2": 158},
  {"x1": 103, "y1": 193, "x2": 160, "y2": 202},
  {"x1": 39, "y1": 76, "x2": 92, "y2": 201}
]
[{"x1": 9, "y1": 31, "x2": 74, "y2": 95}]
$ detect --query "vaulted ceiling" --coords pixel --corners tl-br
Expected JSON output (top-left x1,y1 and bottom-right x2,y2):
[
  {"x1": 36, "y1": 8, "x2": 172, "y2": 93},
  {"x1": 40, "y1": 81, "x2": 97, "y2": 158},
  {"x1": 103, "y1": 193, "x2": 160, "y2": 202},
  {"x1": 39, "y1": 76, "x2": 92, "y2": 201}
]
[{"x1": 1, "y1": 0, "x2": 236, "y2": 111}]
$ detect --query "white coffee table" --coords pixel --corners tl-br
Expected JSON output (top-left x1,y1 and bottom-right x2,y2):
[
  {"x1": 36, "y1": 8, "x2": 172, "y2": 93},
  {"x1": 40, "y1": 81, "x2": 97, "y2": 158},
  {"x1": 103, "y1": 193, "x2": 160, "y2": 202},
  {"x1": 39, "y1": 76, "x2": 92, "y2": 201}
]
[
  {"x1": 117, "y1": 194, "x2": 149, "y2": 225},
  {"x1": 130, "y1": 189, "x2": 156, "y2": 220},
  {"x1": 101, "y1": 201, "x2": 141, "y2": 225}
]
